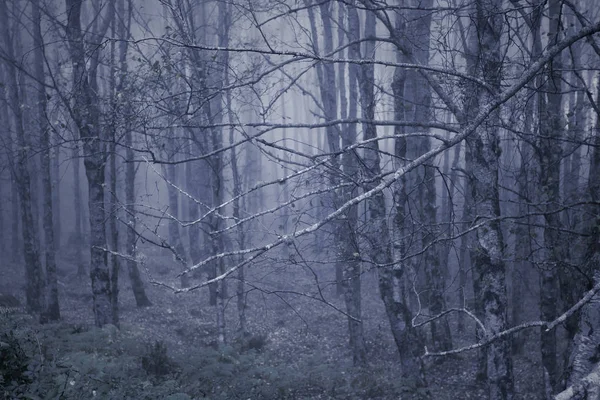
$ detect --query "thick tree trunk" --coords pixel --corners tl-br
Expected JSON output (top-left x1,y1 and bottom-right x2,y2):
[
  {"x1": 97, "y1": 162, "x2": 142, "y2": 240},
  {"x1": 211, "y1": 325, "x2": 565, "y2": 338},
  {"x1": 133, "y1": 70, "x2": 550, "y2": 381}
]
[
  {"x1": 0, "y1": 1, "x2": 45, "y2": 313},
  {"x1": 65, "y1": 0, "x2": 116, "y2": 327},
  {"x1": 465, "y1": 0, "x2": 514, "y2": 398}
]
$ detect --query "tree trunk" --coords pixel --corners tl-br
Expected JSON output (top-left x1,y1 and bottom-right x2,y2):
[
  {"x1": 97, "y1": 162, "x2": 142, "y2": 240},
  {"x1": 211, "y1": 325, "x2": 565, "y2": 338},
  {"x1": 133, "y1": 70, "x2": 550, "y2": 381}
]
[
  {"x1": 108, "y1": 144, "x2": 120, "y2": 324},
  {"x1": 338, "y1": 0, "x2": 367, "y2": 366},
  {"x1": 10, "y1": 124, "x2": 21, "y2": 263},
  {"x1": 465, "y1": 0, "x2": 514, "y2": 398},
  {"x1": 0, "y1": 0, "x2": 45, "y2": 313},
  {"x1": 52, "y1": 136, "x2": 61, "y2": 249},
  {"x1": 537, "y1": 0, "x2": 564, "y2": 392},
  {"x1": 116, "y1": 0, "x2": 151, "y2": 308},
  {"x1": 65, "y1": 0, "x2": 116, "y2": 327},
  {"x1": 212, "y1": 0, "x2": 230, "y2": 344},
  {"x1": 107, "y1": 11, "x2": 120, "y2": 326},
  {"x1": 351, "y1": 1, "x2": 427, "y2": 388},
  {"x1": 1, "y1": 65, "x2": 22, "y2": 264},
  {"x1": 164, "y1": 130, "x2": 189, "y2": 287},
  {"x1": 124, "y1": 128, "x2": 152, "y2": 307},
  {"x1": 0, "y1": 68, "x2": 10, "y2": 259},
  {"x1": 512, "y1": 137, "x2": 534, "y2": 355},
  {"x1": 33, "y1": 0, "x2": 60, "y2": 322},
  {"x1": 73, "y1": 143, "x2": 85, "y2": 276}
]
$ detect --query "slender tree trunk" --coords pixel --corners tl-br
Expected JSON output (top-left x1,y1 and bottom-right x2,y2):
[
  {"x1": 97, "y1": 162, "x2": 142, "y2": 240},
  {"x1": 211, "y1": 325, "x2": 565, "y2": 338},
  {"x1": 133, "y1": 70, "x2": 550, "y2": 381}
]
[
  {"x1": 1, "y1": 64, "x2": 22, "y2": 264},
  {"x1": 0, "y1": 1, "x2": 45, "y2": 313},
  {"x1": 108, "y1": 145, "x2": 120, "y2": 323},
  {"x1": 442, "y1": 143, "x2": 465, "y2": 333},
  {"x1": 229, "y1": 120, "x2": 247, "y2": 336},
  {"x1": 33, "y1": 0, "x2": 60, "y2": 322},
  {"x1": 164, "y1": 130, "x2": 189, "y2": 287},
  {"x1": 11, "y1": 135, "x2": 21, "y2": 263},
  {"x1": 224, "y1": 25, "x2": 247, "y2": 339},
  {"x1": 209, "y1": 138, "x2": 226, "y2": 342},
  {"x1": 538, "y1": 0, "x2": 564, "y2": 392},
  {"x1": 52, "y1": 137, "x2": 61, "y2": 249},
  {"x1": 350, "y1": 2, "x2": 427, "y2": 388},
  {"x1": 107, "y1": 13, "x2": 120, "y2": 326},
  {"x1": 512, "y1": 137, "x2": 533, "y2": 355},
  {"x1": 338, "y1": 0, "x2": 367, "y2": 365},
  {"x1": 116, "y1": 0, "x2": 151, "y2": 308},
  {"x1": 124, "y1": 129, "x2": 152, "y2": 307},
  {"x1": 317, "y1": 0, "x2": 345, "y2": 297},
  {"x1": 212, "y1": 0, "x2": 230, "y2": 344},
  {"x1": 73, "y1": 143, "x2": 85, "y2": 276},
  {"x1": 186, "y1": 156, "x2": 203, "y2": 288},
  {"x1": 0, "y1": 69, "x2": 10, "y2": 260}
]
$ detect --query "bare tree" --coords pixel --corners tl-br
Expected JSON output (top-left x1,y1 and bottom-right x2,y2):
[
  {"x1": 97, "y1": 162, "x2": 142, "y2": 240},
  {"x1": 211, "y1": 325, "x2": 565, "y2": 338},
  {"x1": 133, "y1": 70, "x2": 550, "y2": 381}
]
[{"x1": 64, "y1": 0, "x2": 116, "y2": 327}]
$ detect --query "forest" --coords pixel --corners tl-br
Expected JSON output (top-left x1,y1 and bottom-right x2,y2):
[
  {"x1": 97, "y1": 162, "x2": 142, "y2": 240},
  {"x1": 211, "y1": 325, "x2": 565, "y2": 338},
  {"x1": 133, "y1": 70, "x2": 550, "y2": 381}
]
[{"x1": 0, "y1": 0, "x2": 599, "y2": 399}]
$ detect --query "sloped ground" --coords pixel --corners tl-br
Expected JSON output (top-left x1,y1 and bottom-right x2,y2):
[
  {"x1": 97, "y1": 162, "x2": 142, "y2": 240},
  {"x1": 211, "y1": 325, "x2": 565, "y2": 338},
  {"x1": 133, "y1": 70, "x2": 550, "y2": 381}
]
[{"x1": 1, "y1": 247, "x2": 543, "y2": 399}]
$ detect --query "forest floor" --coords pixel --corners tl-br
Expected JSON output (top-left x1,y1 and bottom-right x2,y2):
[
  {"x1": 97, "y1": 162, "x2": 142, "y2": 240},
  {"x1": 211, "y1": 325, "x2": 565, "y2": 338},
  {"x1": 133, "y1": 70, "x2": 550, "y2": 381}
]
[{"x1": 0, "y1": 245, "x2": 545, "y2": 399}]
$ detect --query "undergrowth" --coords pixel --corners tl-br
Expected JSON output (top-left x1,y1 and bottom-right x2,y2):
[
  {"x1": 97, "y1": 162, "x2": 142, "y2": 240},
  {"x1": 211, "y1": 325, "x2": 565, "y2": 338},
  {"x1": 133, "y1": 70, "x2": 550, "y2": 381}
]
[{"x1": 0, "y1": 313, "x2": 413, "y2": 399}]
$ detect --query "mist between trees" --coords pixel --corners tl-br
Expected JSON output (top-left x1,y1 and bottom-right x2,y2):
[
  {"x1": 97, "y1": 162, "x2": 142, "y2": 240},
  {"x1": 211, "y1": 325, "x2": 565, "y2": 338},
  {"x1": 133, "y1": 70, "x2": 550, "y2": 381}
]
[{"x1": 0, "y1": 0, "x2": 599, "y2": 399}]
